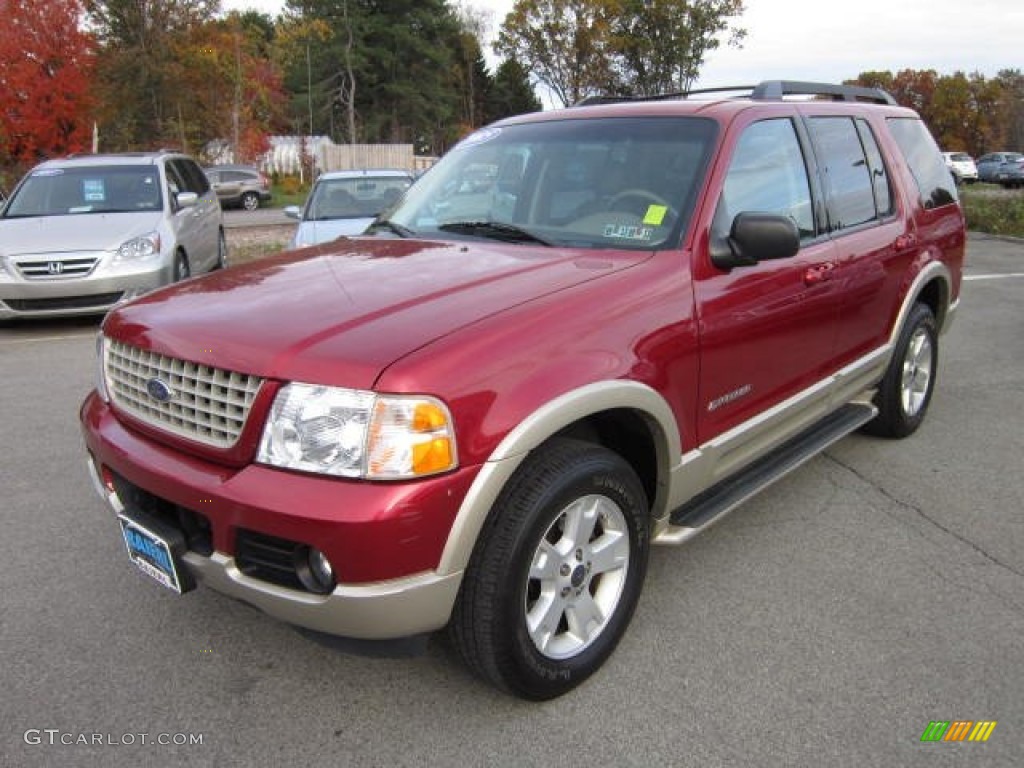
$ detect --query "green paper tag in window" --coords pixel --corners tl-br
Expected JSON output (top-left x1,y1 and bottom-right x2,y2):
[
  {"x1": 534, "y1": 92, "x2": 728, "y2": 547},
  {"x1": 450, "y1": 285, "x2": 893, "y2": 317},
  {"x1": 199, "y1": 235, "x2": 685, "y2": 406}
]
[{"x1": 643, "y1": 204, "x2": 668, "y2": 226}]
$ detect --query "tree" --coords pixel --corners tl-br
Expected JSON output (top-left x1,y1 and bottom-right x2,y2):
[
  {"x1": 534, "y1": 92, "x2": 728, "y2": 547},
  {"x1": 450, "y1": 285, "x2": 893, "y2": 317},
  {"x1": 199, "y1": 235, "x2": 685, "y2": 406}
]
[
  {"x1": 495, "y1": 0, "x2": 617, "y2": 107},
  {"x1": 279, "y1": 0, "x2": 469, "y2": 154},
  {"x1": 87, "y1": 0, "x2": 225, "y2": 150},
  {"x1": 0, "y1": 0, "x2": 95, "y2": 167},
  {"x1": 496, "y1": 0, "x2": 745, "y2": 106},
  {"x1": 610, "y1": 0, "x2": 746, "y2": 96},
  {"x1": 849, "y1": 69, "x2": 1017, "y2": 158},
  {"x1": 486, "y1": 59, "x2": 542, "y2": 122}
]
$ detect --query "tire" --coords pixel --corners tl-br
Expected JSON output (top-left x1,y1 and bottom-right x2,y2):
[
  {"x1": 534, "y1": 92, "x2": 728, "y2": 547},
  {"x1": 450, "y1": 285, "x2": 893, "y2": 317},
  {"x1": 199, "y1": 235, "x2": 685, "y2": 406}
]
[
  {"x1": 241, "y1": 191, "x2": 259, "y2": 211},
  {"x1": 863, "y1": 303, "x2": 938, "y2": 438},
  {"x1": 173, "y1": 251, "x2": 190, "y2": 282},
  {"x1": 449, "y1": 438, "x2": 650, "y2": 700},
  {"x1": 215, "y1": 230, "x2": 229, "y2": 270}
]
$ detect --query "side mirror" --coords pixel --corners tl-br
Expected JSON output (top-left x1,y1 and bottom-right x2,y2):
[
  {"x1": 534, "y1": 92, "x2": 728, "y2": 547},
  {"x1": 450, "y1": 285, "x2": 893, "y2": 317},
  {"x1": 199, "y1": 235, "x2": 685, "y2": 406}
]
[
  {"x1": 176, "y1": 191, "x2": 199, "y2": 209},
  {"x1": 710, "y1": 212, "x2": 800, "y2": 270},
  {"x1": 283, "y1": 205, "x2": 302, "y2": 221}
]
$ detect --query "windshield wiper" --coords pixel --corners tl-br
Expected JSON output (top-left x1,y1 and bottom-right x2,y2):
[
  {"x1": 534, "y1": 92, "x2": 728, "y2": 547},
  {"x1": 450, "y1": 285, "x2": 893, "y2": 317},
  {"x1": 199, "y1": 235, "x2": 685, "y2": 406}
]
[
  {"x1": 438, "y1": 220, "x2": 552, "y2": 246},
  {"x1": 367, "y1": 218, "x2": 416, "y2": 238}
]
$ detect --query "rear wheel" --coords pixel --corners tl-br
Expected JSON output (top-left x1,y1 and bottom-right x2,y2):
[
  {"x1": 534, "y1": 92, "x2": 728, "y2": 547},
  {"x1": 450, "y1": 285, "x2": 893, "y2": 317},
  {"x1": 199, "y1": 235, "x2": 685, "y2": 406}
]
[
  {"x1": 449, "y1": 438, "x2": 649, "y2": 700},
  {"x1": 864, "y1": 302, "x2": 938, "y2": 438}
]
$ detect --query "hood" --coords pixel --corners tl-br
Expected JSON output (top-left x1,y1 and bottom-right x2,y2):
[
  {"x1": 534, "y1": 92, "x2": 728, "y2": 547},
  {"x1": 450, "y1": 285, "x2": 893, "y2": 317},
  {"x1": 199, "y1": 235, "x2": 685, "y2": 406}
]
[
  {"x1": 0, "y1": 213, "x2": 162, "y2": 255},
  {"x1": 293, "y1": 217, "x2": 374, "y2": 247},
  {"x1": 104, "y1": 237, "x2": 648, "y2": 389}
]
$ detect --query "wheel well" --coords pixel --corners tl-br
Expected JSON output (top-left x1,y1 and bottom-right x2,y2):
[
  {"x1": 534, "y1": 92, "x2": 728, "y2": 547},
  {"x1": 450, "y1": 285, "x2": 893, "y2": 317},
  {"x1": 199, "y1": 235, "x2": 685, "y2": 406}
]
[
  {"x1": 553, "y1": 409, "x2": 662, "y2": 514},
  {"x1": 915, "y1": 276, "x2": 948, "y2": 328}
]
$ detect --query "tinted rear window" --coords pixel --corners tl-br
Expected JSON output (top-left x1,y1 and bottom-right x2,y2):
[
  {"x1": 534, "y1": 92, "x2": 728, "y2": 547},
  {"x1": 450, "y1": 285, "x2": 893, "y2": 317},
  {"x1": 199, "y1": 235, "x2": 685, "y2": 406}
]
[{"x1": 887, "y1": 118, "x2": 957, "y2": 209}]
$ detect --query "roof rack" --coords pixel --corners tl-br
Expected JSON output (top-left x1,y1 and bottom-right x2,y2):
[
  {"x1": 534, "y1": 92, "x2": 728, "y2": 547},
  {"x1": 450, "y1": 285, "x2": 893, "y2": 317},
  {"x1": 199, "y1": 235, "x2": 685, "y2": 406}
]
[
  {"x1": 574, "y1": 80, "x2": 896, "y2": 107},
  {"x1": 750, "y1": 80, "x2": 896, "y2": 105}
]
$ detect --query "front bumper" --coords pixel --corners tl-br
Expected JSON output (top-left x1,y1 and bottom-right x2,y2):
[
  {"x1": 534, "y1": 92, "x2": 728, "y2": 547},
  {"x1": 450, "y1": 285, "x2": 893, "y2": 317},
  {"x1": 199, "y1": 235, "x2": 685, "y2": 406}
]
[
  {"x1": 81, "y1": 391, "x2": 476, "y2": 639},
  {"x1": 0, "y1": 255, "x2": 172, "y2": 319}
]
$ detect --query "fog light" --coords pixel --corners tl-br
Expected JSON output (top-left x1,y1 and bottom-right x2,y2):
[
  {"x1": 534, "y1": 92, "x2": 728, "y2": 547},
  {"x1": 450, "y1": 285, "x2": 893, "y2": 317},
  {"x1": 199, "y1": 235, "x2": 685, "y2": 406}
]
[{"x1": 296, "y1": 546, "x2": 335, "y2": 594}]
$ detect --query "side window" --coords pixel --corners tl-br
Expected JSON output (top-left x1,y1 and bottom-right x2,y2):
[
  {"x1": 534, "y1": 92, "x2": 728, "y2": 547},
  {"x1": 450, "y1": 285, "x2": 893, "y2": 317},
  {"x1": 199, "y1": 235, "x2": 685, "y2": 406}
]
[
  {"x1": 808, "y1": 116, "x2": 877, "y2": 231},
  {"x1": 855, "y1": 119, "x2": 893, "y2": 217},
  {"x1": 169, "y1": 158, "x2": 210, "y2": 195},
  {"x1": 886, "y1": 117, "x2": 958, "y2": 209},
  {"x1": 713, "y1": 118, "x2": 815, "y2": 241},
  {"x1": 164, "y1": 162, "x2": 187, "y2": 208}
]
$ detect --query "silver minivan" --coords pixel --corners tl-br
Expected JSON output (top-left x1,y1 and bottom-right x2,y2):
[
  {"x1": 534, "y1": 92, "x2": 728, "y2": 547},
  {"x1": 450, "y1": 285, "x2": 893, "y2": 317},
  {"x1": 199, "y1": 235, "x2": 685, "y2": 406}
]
[{"x1": 0, "y1": 152, "x2": 226, "y2": 320}]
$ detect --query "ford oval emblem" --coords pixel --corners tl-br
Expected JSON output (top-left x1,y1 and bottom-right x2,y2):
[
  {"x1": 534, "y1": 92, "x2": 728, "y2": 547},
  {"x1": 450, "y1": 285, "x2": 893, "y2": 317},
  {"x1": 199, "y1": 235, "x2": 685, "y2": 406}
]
[{"x1": 145, "y1": 378, "x2": 174, "y2": 403}]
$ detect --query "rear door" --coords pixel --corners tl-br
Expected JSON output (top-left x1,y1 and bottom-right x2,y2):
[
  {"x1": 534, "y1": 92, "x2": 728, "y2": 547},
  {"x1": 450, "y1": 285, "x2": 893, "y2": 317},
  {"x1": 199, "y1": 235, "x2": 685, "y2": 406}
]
[{"x1": 803, "y1": 112, "x2": 910, "y2": 366}]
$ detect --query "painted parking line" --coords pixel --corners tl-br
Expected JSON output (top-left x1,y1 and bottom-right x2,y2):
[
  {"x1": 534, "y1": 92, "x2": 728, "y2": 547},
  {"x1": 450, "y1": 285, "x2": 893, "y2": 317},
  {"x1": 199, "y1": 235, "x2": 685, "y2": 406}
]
[{"x1": 963, "y1": 273, "x2": 1024, "y2": 282}]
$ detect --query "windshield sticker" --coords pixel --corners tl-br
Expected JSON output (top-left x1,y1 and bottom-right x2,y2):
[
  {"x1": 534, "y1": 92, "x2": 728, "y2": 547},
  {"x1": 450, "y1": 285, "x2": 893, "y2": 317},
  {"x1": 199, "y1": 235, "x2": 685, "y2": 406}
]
[
  {"x1": 82, "y1": 179, "x2": 106, "y2": 202},
  {"x1": 454, "y1": 127, "x2": 501, "y2": 151},
  {"x1": 604, "y1": 223, "x2": 654, "y2": 241},
  {"x1": 31, "y1": 169, "x2": 64, "y2": 177},
  {"x1": 643, "y1": 204, "x2": 668, "y2": 226}
]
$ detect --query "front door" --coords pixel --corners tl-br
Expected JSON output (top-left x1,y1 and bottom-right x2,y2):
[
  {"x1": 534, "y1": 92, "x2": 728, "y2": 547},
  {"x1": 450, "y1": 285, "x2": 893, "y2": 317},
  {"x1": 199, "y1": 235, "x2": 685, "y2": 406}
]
[{"x1": 693, "y1": 115, "x2": 840, "y2": 446}]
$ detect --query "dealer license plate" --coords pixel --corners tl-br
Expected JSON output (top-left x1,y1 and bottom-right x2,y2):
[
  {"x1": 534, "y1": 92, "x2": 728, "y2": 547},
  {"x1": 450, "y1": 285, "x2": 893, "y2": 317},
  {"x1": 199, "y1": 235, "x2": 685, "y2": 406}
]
[{"x1": 118, "y1": 515, "x2": 185, "y2": 593}]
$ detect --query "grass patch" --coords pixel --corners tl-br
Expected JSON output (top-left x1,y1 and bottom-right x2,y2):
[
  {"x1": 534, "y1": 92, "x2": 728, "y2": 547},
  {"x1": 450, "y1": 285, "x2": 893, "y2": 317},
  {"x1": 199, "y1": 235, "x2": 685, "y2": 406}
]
[{"x1": 961, "y1": 185, "x2": 1024, "y2": 238}]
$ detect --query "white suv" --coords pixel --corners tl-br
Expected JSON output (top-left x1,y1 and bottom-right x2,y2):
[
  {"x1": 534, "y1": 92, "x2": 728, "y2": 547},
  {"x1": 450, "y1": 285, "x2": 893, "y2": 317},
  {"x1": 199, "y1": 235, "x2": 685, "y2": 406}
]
[{"x1": 0, "y1": 152, "x2": 226, "y2": 320}]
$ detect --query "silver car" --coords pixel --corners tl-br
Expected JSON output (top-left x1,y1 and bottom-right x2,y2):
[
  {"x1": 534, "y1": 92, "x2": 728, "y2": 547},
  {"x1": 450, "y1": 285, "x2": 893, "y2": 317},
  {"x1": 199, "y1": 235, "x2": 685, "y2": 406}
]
[
  {"x1": 0, "y1": 152, "x2": 226, "y2": 320},
  {"x1": 285, "y1": 169, "x2": 413, "y2": 248}
]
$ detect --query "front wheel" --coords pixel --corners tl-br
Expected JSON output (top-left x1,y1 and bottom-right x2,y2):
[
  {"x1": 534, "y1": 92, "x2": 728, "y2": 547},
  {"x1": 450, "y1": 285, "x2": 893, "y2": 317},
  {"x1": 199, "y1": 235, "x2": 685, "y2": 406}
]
[
  {"x1": 449, "y1": 438, "x2": 650, "y2": 700},
  {"x1": 241, "y1": 191, "x2": 259, "y2": 211},
  {"x1": 863, "y1": 302, "x2": 938, "y2": 438}
]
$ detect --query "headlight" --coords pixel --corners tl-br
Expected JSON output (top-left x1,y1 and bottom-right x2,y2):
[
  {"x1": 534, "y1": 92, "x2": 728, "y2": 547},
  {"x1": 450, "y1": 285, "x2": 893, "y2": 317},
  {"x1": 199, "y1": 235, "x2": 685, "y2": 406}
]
[
  {"x1": 257, "y1": 384, "x2": 457, "y2": 480},
  {"x1": 115, "y1": 232, "x2": 161, "y2": 262}
]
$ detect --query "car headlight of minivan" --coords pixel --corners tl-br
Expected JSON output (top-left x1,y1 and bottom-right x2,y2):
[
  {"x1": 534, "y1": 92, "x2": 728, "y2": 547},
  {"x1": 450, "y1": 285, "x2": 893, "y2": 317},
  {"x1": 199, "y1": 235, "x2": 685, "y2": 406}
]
[
  {"x1": 257, "y1": 384, "x2": 457, "y2": 480},
  {"x1": 115, "y1": 232, "x2": 161, "y2": 262}
]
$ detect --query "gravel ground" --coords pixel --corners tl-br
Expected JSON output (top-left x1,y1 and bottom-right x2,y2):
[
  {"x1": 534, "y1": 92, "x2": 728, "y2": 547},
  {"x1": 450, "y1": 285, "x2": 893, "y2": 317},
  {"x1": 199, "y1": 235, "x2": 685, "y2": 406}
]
[{"x1": 225, "y1": 224, "x2": 295, "y2": 265}]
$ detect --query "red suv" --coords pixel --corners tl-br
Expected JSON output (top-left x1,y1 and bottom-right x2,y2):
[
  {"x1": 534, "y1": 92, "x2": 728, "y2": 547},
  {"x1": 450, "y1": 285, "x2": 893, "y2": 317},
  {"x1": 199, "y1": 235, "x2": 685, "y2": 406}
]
[{"x1": 81, "y1": 81, "x2": 964, "y2": 699}]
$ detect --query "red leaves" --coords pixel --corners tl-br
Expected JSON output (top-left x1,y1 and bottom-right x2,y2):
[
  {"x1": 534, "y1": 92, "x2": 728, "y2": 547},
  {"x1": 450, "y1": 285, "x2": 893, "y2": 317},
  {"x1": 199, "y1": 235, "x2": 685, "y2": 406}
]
[{"x1": 0, "y1": 0, "x2": 96, "y2": 164}]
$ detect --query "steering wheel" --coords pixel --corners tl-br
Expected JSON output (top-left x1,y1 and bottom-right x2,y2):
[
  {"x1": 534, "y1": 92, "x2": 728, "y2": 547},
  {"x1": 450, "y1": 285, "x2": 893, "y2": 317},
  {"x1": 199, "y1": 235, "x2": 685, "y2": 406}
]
[{"x1": 605, "y1": 189, "x2": 678, "y2": 222}]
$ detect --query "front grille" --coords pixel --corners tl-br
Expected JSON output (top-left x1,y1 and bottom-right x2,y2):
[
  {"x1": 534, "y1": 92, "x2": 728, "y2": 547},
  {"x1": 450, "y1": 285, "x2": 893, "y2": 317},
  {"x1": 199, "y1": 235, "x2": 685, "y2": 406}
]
[
  {"x1": 4, "y1": 292, "x2": 122, "y2": 312},
  {"x1": 105, "y1": 340, "x2": 263, "y2": 449},
  {"x1": 16, "y1": 256, "x2": 99, "y2": 279},
  {"x1": 235, "y1": 530, "x2": 305, "y2": 591}
]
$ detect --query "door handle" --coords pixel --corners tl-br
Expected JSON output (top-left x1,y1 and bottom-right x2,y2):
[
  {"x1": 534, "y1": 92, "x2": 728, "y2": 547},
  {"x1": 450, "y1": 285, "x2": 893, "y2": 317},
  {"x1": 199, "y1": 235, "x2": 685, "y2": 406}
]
[
  {"x1": 894, "y1": 233, "x2": 918, "y2": 251},
  {"x1": 803, "y1": 262, "x2": 835, "y2": 286}
]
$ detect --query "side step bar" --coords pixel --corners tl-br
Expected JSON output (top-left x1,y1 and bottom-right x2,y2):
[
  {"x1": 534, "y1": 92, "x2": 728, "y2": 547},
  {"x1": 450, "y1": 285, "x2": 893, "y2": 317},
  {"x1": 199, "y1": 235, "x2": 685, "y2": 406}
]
[{"x1": 655, "y1": 403, "x2": 877, "y2": 545}]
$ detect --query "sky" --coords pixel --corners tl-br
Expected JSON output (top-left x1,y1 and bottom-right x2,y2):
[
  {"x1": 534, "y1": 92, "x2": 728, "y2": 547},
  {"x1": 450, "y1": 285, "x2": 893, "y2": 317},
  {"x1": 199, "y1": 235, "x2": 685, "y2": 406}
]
[{"x1": 223, "y1": 0, "x2": 1022, "y2": 91}]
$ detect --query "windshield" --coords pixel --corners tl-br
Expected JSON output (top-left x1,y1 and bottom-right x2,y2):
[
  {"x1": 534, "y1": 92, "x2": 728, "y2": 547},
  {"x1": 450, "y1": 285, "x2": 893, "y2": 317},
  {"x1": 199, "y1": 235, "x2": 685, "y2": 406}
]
[
  {"x1": 4, "y1": 166, "x2": 163, "y2": 217},
  {"x1": 305, "y1": 175, "x2": 412, "y2": 221},
  {"x1": 388, "y1": 116, "x2": 717, "y2": 250}
]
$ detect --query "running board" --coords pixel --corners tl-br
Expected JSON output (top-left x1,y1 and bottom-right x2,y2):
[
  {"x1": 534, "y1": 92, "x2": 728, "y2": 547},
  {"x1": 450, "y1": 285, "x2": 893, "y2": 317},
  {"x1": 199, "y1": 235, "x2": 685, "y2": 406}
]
[{"x1": 655, "y1": 403, "x2": 877, "y2": 545}]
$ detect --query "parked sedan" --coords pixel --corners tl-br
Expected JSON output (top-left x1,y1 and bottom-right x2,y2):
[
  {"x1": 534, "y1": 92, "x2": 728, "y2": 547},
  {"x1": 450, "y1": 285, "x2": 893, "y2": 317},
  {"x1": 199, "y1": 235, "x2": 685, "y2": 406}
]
[
  {"x1": 941, "y1": 151, "x2": 978, "y2": 184},
  {"x1": 285, "y1": 169, "x2": 414, "y2": 248},
  {"x1": 205, "y1": 165, "x2": 272, "y2": 210},
  {"x1": 976, "y1": 152, "x2": 1024, "y2": 187}
]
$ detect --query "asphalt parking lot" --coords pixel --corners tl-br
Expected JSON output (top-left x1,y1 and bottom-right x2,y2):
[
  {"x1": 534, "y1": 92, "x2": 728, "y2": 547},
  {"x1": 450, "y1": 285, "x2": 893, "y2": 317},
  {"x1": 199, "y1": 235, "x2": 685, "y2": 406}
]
[{"x1": 1, "y1": 233, "x2": 1021, "y2": 767}]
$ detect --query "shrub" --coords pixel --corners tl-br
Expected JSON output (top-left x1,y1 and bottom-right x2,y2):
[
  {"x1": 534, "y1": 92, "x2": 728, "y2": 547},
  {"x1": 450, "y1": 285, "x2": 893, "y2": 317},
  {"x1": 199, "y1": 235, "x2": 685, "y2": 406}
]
[{"x1": 961, "y1": 186, "x2": 1024, "y2": 238}]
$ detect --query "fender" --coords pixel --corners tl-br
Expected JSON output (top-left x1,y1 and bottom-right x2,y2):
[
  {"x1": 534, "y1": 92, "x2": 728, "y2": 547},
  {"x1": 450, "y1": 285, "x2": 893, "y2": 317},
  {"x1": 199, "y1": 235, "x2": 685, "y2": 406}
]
[
  {"x1": 435, "y1": 380, "x2": 681, "y2": 576},
  {"x1": 889, "y1": 260, "x2": 955, "y2": 345}
]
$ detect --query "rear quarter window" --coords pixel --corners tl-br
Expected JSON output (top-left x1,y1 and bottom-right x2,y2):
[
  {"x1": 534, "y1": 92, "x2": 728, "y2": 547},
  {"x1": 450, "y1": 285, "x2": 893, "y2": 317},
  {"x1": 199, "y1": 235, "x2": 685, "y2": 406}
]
[{"x1": 886, "y1": 118, "x2": 958, "y2": 209}]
